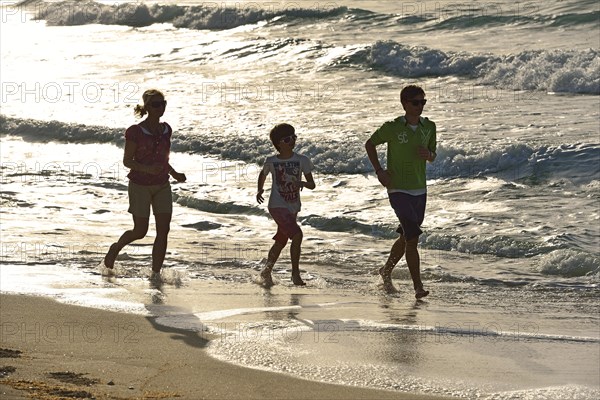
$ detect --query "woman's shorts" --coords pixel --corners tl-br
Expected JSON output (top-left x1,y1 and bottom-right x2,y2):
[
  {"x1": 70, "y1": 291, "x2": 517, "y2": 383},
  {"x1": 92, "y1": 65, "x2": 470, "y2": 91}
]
[
  {"x1": 388, "y1": 192, "x2": 427, "y2": 240},
  {"x1": 128, "y1": 181, "x2": 172, "y2": 218},
  {"x1": 268, "y1": 207, "x2": 301, "y2": 245}
]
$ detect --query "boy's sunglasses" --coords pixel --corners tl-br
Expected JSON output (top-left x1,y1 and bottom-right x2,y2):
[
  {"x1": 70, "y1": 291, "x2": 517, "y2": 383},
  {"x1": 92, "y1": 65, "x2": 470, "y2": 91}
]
[
  {"x1": 409, "y1": 99, "x2": 427, "y2": 106},
  {"x1": 280, "y1": 135, "x2": 297, "y2": 144},
  {"x1": 150, "y1": 100, "x2": 167, "y2": 108}
]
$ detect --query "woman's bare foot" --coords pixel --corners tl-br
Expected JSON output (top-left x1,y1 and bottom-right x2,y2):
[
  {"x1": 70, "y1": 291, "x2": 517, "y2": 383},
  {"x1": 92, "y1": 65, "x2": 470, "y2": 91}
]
[
  {"x1": 292, "y1": 274, "x2": 306, "y2": 286},
  {"x1": 103, "y1": 243, "x2": 119, "y2": 269},
  {"x1": 415, "y1": 287, "x2": 429, "y2": 299},
  {"x1": 260, "y1": 268, "x2": 274, "y2": 287}
]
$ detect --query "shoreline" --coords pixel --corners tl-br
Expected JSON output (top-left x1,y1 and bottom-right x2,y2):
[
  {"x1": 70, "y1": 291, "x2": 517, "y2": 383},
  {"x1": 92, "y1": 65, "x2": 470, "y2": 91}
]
[{"x1": 0, "y1": 293, "x2": 454, "y2": 400}]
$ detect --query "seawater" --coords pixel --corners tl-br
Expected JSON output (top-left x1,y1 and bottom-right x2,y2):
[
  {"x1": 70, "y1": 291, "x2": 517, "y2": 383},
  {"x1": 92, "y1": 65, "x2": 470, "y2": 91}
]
[{"x1": 1, "y1": 0, "x2": 599, "y2": 398}]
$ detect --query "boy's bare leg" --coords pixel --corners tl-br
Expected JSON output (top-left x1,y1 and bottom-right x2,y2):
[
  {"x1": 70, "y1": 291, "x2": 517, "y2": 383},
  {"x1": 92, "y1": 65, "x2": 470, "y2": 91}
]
[
  {"x1": 405, "y1": 236, "x2": 429, "y2": 299},
  {"x1": 290, "y1": 232, "x2": 306, "y2": 286},
  {"x1": 261, "y1": 241, "x2": 285, "y2": 286},
  {"x1": 379, "y1": 235, "x2": 406, "y2": 292},
  {"x1": 104, "y1": 216, "x2": 149, "y2": 268}
]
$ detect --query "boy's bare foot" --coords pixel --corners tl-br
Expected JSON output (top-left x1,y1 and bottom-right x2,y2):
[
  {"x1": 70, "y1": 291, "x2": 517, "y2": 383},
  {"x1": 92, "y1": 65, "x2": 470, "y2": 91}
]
[
  {"x1": 292, "y1": 274, "x2": 306, "y2": 286},
  {"x1": 260, "y1": 268, "x2": 274, "y2": 287},
  {"x1": 103, "y1": 243, "x2": 119, "y2": 269},
  {"x1": 415, "y1": 287, "x2": 429, "y2": 299}
]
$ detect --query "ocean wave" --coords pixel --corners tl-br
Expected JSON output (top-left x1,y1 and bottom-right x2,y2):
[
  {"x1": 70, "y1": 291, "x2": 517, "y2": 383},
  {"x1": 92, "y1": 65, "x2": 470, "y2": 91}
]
[
  {"x1": 421, "y1": 232, "x2": 565, "y2": 258},
  {"x1": 2, "y1": 116, "x2": 599, "y2": 183},
  {"x1": 537, "y1": 249, "x2": 600, "y2": 278},
  {"x1": 21, "y1": 0, "x2": 599, "y2": 31},
  {"x1": 330, "y1": 5, "x2": 600, "y2": 31},
  {"x1": 174, "y1": 194, "x2": 267, "y2": 217},
  {"x1": 340, "y1": 4, "x2": 600, "y2": 30},
  {"x1": 299, "y1": 214, "x2": 392, "y2": 237},
  {"x1": 424, "y1": 10, "x2": 600, "y2": 30},
  {"x1": 177, "y1": 193, "x2": 596, "y2": 264},
  {"x1": 0, "y1": 115, "x2": 122, "y2": 144},
  {"x1": 177, "y1": 192, "x2": 597, "y2": 263},
  {"x1": 26, "y1": 0, "x2": 347, "y2": 30},
  {"x1": 419, "y1": 236, "x2": 598, "y2": 278},
  {"x1": 331, "y1": 41, "x2": 600, "y2": 94},
  {"x1": 352, "y1": 319, "x2": 600, "y2": 343},
  {"x1": 15, "y1": 2, "x2": 600, "y2": 94},
  {"x1": 433, "y1": 142, "x2": 600, "y2": 186}
]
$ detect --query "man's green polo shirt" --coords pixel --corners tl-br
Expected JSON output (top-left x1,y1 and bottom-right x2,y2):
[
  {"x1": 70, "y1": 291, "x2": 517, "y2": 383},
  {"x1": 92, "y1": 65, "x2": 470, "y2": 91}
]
[{"x1": 369, "y1": 116, "x2": 437, "y2": 191}]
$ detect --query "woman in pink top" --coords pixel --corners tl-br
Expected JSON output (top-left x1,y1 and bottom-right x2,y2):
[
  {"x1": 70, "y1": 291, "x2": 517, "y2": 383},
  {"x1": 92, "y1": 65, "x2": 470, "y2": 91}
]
[{"x1": 103, "y1": 89, "x2": 186, "y2": 277}]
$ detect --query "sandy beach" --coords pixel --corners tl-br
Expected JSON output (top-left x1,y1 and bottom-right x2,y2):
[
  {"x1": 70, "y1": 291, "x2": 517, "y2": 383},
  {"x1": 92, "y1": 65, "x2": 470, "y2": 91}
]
[
  {"x1": 0, "y1": 294, "x2": 454, "y2": 400},
  {"x1": 1, "y1": 1, "x2": 598, "y2": 398}
]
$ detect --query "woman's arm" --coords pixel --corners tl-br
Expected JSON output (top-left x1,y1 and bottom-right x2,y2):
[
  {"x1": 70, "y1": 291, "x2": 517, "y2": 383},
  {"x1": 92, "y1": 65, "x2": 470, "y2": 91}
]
[
  {"x1": 123, "y1": 140, "x2": 158, "y2": 173},
  {"x1": 167, "y1": 163, "x2": 187, "y2": 182}
]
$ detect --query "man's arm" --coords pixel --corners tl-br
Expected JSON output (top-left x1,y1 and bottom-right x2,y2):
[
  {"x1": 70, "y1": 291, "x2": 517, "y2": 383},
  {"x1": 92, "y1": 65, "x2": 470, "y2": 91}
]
[
  {"x1": 365, "y1": 139, "x2": 390, "y2": 188},
  {"x1": 417, "y1": 146, "x2": 436, "y2": 162}
]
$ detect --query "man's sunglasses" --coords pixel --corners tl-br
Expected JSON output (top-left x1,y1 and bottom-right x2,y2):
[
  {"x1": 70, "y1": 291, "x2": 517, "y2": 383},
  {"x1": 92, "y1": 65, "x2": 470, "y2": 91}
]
[
  {"x1": 280, "y1": 135, "x2": 297, "y2": 144},
  {"x1": 150, "y1": 100, "x2": 167, "y2": 108},
  {"x1": 409, "y1": 99, "x2": 427, "y2": 106}
]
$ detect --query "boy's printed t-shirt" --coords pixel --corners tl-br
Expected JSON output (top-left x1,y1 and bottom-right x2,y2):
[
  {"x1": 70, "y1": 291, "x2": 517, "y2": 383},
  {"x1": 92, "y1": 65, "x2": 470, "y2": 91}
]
[
  {"x1": 262, "y1": 153, "x2": 314, "y2": 213},
  {"x1": 369, "y1": 116, "x2": 436, "y2": 192}
]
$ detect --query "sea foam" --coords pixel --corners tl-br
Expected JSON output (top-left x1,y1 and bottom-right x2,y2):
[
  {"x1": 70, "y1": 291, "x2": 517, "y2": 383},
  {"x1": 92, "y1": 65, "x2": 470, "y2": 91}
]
[{"x1": 2, "y1": 116, "x2": 598, "y2": 183}]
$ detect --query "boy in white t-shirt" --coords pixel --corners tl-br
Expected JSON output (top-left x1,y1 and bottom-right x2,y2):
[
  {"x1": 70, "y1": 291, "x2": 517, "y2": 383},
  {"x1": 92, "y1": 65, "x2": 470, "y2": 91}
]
[{"x1": 256, "y1": 123, "x2": 316, "y2": 286}]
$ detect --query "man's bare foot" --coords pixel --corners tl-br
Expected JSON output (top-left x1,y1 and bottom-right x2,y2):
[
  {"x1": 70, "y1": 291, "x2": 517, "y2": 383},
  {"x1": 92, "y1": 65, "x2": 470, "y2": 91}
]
[
  {"x1": 378, "y1": 265, "x2": 392, "y2": 281},
  {"x1": 415, "y1": 287, "x2": 429, "y2": 299},
  {"x1": 378, "y1": 266, "x2": 396, "y2": 293},
  {"x1": 381, "y1": 280, "x2": 398, "y2": 294},
  {"x1": 260, "y1": 268, "x2": 274, "y2": 287},
  {"x1": 292, "y1": 274, "x2": 306, "y2": 286},
  {"x1": 103, "y1": 243, "x2": 119, "y2": 269}
]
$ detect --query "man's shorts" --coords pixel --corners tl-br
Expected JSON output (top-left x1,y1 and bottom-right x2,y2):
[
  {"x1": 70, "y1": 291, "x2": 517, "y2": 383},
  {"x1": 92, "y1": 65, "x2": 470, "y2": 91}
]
[
  {"x1": 268, "y1": 207, "x2": 301, "y2": 245},
  {"x1": 388, "y1": 192, "x2": 427, "y2": 240},
  {"x1": 128, "y1": 181, "x2": 172, "y2": 218}
]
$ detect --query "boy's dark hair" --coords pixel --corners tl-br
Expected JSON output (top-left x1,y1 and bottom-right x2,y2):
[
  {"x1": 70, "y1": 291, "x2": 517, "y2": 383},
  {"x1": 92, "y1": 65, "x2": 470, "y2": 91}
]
[
  {"x1": 400, "y1": 85, "x2": 425, "y2": 102},
  {"x1": 270, "y1": 123, "x2": 295, "y2": 150}
]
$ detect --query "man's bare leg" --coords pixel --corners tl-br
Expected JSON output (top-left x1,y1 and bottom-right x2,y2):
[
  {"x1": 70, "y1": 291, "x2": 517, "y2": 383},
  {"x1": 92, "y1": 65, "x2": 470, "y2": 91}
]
[
  {"x1": 379, "y1": 235, "x2": 406, "y2": 292},
  {"x1": 405, "y1": 236, "x2": 429, "y2": 299}
]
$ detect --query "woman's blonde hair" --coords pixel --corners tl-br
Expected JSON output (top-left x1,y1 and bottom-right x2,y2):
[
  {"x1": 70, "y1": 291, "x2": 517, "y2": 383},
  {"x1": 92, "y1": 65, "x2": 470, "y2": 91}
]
[{"x1": 133, "y1": 89, "x2": 165, "y2": 118}]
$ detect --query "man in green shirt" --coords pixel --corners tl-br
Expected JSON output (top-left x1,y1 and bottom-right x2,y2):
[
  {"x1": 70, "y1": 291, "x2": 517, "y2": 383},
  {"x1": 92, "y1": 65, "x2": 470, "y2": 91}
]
[{"x1": 365, "y1": 85, "x2": 437, "y2": 299}]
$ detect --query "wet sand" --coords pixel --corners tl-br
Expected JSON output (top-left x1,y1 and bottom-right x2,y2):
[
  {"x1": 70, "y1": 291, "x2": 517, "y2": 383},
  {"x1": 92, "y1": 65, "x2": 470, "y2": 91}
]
[{"x1": 0, "y1": 294, "x2": 453, "y2": 400}]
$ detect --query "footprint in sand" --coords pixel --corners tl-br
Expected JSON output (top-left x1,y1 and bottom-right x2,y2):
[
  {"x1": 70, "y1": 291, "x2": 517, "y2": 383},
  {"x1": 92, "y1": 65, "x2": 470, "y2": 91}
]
[{"x1": 0, "y1": 348, "x2": 22, "y2": 358}]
